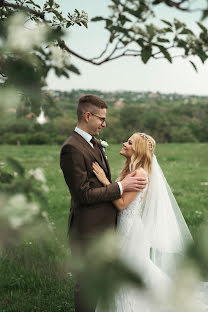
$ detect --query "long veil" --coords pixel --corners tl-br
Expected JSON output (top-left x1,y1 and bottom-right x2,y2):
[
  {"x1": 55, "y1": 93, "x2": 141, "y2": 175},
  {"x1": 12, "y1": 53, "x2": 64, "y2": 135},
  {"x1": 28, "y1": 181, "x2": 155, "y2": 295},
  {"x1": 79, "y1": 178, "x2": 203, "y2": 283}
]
[{"x1": 142, "y1": 155, "x2": 193, "y2": 276}]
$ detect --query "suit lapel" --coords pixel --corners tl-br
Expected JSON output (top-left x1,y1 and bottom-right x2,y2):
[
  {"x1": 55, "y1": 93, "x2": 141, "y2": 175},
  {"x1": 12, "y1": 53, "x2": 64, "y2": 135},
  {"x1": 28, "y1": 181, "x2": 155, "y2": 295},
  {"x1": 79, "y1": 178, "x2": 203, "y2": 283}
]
[
  {"x1": 98, "y1": 143, "x2": 111, "y2": 180},
  {"x1": 72, "y1": 131, "x2": 107, "y2": 172}
]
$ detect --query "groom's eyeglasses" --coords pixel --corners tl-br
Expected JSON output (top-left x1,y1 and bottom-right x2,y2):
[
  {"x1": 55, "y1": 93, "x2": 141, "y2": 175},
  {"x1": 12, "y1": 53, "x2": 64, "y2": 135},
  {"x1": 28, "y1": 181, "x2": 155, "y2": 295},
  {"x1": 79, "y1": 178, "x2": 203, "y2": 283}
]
[{"x1": 88, "y1": 112, "x2": 106, "y2": 124}]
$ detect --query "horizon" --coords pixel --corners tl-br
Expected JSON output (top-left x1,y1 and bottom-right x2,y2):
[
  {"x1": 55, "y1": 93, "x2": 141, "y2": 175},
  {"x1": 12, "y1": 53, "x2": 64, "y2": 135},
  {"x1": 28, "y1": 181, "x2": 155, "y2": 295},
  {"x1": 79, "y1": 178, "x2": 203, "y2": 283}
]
[{"x1": 50, "y1": 88, "x2": 208, "y2": 97}]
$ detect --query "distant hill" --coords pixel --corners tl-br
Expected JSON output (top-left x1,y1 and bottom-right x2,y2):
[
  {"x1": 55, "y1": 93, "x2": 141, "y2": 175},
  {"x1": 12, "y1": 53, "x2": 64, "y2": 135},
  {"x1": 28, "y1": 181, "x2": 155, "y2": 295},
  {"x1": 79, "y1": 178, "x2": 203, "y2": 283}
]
[{"x1": 50, "y1": 89, "x2": 208, "y2": 109}]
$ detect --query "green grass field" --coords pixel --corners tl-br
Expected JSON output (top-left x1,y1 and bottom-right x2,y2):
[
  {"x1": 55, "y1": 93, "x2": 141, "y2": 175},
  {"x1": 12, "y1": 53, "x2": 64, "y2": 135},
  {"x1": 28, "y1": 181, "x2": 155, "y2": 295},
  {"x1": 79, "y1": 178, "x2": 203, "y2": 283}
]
[{"x1": 0, "y1": 143, "x2": 208, "y2": 311}]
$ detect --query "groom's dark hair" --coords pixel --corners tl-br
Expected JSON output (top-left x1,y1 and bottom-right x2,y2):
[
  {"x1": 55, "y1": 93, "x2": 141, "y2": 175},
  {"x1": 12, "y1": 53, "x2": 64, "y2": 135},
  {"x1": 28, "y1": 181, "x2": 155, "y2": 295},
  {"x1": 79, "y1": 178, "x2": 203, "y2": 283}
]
[{"x1": 77, "y1": 95, "x2": 108, "y2": 121}]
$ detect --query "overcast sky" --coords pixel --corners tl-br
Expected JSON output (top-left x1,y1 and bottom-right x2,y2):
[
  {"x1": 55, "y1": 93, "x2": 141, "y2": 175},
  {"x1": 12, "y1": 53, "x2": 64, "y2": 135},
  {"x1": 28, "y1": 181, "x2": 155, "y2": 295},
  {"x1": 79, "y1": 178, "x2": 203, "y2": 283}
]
[{"x1": 44, "y1": 0, "x2": 208, "y2": 95}]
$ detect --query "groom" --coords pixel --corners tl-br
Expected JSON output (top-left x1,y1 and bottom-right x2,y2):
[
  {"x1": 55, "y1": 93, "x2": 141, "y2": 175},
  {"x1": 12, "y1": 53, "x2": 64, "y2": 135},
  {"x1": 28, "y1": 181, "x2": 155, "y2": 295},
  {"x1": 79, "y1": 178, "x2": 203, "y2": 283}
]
[{"x1": 60, "y1": 95, "x2": 147, "y2": 312}]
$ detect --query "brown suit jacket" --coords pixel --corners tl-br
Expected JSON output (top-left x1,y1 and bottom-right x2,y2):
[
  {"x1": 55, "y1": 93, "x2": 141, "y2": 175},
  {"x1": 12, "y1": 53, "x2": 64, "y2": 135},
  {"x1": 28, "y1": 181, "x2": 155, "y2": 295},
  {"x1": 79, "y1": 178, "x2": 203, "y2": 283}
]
[{"x1": 60, "y1": 131, "x2": 121, "y2": 242}]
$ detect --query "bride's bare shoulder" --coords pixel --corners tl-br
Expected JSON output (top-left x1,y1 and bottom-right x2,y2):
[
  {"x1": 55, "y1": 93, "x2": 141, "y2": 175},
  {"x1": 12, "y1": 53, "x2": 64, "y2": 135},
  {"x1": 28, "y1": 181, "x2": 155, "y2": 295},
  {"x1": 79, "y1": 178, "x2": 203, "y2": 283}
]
[{"x1": 135, "y1": 168, "x2": 147, "y2": 177}]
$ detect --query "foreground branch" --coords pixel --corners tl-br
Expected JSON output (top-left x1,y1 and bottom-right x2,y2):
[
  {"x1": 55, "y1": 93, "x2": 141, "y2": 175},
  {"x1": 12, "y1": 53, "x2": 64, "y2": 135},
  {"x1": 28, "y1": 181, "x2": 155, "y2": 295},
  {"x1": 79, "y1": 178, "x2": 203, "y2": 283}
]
[{"x1": 0, "y1": 0, "x2": 46, "y2": 20}]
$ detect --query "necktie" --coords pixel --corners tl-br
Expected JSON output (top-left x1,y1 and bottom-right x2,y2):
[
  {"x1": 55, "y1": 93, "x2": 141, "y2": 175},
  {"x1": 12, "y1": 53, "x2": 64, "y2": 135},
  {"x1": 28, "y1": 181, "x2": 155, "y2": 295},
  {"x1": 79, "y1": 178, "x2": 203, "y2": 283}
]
[{"x1": 90, "y1": 137, "x2": 102, "y2": 162}]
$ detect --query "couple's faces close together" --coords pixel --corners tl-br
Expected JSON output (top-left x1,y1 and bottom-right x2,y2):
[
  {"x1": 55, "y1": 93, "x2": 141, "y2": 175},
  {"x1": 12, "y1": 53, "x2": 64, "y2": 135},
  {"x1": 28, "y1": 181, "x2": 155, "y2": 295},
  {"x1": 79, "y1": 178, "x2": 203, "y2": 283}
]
[{"x1": 86, "y1": 107, "x2": 134, "y2": 158}]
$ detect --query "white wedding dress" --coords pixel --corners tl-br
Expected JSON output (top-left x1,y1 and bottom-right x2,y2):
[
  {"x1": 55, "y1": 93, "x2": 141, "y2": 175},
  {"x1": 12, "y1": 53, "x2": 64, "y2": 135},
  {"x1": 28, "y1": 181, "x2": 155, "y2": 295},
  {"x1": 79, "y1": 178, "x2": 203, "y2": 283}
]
[
  {"x1": 96, "y1": 185, "x2": 170, "y2": 312},
  {"x1": 95, "y1": 155, "x2": 208, "y2": 312}
]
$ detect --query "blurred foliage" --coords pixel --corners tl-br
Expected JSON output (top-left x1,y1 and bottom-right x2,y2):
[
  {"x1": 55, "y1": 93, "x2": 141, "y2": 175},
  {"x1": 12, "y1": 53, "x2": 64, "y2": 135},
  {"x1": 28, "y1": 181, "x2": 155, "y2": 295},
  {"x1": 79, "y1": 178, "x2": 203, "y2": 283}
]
[
  {"x1": 0, "y1": 0, "x2": 86, "y2": 114},
  {"x1": 0, "y1": 157, "x2": 48, "y2": 207}
]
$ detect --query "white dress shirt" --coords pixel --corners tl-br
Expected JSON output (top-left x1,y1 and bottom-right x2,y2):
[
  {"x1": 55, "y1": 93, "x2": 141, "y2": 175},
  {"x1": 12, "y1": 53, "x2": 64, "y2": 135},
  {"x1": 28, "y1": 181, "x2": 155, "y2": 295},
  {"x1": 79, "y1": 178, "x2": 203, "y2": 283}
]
[{"x1": 74, "y1": 127, "x2": 123, "y2": 195}]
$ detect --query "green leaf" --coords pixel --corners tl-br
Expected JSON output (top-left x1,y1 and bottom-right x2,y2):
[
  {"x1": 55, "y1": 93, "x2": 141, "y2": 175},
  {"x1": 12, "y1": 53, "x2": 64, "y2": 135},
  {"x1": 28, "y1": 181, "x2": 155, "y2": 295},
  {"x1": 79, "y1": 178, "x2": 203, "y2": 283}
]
[
  {"x1": 119, "y1": 15, "x2": 131, "y2": 26},
  {"x1": 124, "y1": 6, "x2": 144, "y2": 19},
  {"x1": 110, "y1": 25, "x2": 128, "y2": 34},
  {"x1": 91, "y1": 16, "x2": 104, "y2": 22},
  {"x1": 189, "y1": 61, "x2": 198, "y2": 72},
  {"x1": 153, "y1": 0, "x2": 163, "y2": 4},
  {"x1": 106, "y1": 19, "x2": 113, "y2": 27},
  {"x1": 141, "y1": 47, "x2": 152, "y2": 64},
  {"x1": 146, "y1": 25, "x2": 155, "y2": 38},
  {"x1": 136, "y1": 38, "x2": 144, "y2": 47},
  {"x1": 176, "y1": 39, "x2": 187, "y2": 48},
  {"x1": 51, "y1": 9, "x2": 63, "y2": 21},
  {"x1": 26, "y1": 0, "x2": 41, "y2": 9},
  {"x1": 179, "y1": 28, "x2": 194, "y2": 35},
  {"x1": 201, "y1": 9, "x2": 208, "y2": 21},
  {"x1": 74, "y1": 9, "x2": 80, "y2": 16},
  {"x1": 197, "y1": 50, "x2": 207, "y2": 63},
  {"x1": 109, "y1": 33, "x2": 115, "y2": 43},
  {"x1": 7, "y1": 158, "x2": 25, "y2": 177},
  {"x1": 158, "y1": 45, "x2": 172, "y2": 63},
  {"x1": 197, "y1": 22, "x2": 207, "y2": 33},
  {"x1": 161, "y1": 19, "x2": 172, "y2": 27},
  {"x1": 157, "y1": 37, "x2": 169, "y2": 43},
  {"x1": 122, "y1": 40, "x2": 129, "y2": 46},
  {"x1": 49, "y1": 0, "x2": 54, "y2": 8},
  {"x1": 199, "y1": 31, "x2": 208, "y2": 43},
  {"x1": 0, "y1": 169, "x2": 13, "y2": 184},
  {"x1": 62, "y1": 70, "x2": 69, "y2": 78},
  {"x1": 81, "y1": 21, "x2": 88, "y2": 28},
  {"x1": 162, "y1": 27, "x2": 173, "y2": 33},
  {"x1": 174, "y1": 19, "x2": 185, "y2": 30},
  {"x1": 68, "y1": 64, "x2": 80, "y2": 75}
]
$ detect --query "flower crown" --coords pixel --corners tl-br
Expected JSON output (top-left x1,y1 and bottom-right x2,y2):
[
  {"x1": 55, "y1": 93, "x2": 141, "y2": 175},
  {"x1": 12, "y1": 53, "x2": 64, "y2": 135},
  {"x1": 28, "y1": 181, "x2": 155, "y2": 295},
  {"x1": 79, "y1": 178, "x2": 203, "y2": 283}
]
[{"x1": 139, "y1": 133, "x2": 155, "y2": 154}]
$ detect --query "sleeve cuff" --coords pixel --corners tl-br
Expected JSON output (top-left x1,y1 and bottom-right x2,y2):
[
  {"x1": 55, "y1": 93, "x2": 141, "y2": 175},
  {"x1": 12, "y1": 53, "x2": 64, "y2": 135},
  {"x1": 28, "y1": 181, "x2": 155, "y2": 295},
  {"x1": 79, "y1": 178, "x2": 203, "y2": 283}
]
[{"x1": 117, "y1": 182, "x2": 123, "y2": 195}]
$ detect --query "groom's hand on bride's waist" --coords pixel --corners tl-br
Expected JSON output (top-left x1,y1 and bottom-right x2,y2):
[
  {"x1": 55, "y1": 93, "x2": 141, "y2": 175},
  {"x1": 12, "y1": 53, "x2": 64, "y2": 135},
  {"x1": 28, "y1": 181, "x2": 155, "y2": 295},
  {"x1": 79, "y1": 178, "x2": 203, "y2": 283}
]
[{"x1": 121, "y1": 171, "x2": 147, "y2": 192}]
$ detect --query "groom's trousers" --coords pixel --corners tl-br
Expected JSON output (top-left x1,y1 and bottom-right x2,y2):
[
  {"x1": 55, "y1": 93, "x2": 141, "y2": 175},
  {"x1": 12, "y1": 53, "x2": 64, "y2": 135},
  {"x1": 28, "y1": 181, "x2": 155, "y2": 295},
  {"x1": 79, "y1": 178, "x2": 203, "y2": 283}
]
[{"x1": 70, "y1": 235, "x2": 98, "y2": 312}]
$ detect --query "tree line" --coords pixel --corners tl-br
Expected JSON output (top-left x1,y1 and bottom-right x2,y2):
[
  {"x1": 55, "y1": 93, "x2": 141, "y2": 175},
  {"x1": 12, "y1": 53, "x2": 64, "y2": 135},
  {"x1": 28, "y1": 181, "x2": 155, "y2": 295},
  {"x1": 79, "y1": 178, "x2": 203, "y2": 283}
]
[{"x1": 0, "y1": 90, "x2": 207, "y2": 144}]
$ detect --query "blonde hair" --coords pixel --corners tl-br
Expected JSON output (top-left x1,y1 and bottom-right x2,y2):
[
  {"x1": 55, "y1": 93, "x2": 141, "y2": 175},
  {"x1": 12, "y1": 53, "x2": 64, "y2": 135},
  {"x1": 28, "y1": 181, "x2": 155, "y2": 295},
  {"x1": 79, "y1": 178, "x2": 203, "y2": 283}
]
[{"x1": 118, "y1": 132, "x2": 156, "y2": 181}]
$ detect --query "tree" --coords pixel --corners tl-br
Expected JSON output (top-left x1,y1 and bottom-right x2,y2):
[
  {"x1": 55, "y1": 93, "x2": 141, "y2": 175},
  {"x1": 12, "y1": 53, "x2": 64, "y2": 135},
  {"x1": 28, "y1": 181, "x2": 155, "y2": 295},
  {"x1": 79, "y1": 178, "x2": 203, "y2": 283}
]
[{"x1": 0, "y1": 0, "x2": 208, "y2": 114}]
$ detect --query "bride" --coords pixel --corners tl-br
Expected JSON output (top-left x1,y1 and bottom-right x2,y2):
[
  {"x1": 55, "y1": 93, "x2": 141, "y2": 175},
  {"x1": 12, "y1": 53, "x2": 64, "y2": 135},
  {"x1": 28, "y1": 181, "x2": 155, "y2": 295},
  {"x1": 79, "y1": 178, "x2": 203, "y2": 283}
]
[{"x1": 92, "y1": 132, "x2": 206, "y2": 312}]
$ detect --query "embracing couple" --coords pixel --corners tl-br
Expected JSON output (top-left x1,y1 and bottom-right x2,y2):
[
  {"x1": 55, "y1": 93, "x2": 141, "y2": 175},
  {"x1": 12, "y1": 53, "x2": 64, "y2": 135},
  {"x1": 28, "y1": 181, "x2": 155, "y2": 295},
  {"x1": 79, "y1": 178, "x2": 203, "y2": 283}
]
[{"x1": 60, "y1": 95, "x2": 203, "y2": 312}]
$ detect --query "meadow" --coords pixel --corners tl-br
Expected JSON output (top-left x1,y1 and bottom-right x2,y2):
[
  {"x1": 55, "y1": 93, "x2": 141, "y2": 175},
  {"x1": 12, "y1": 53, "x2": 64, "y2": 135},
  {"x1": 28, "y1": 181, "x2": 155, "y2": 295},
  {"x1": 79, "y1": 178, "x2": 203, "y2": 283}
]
[{"x1": 0, "y1": 143, "x2": 208, "y2": 312}]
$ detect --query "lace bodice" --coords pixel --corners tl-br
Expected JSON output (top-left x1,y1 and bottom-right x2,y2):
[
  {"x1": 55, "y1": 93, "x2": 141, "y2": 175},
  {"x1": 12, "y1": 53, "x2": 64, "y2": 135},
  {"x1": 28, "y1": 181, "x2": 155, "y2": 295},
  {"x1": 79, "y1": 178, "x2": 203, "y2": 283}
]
[{"x1": 117, "y1": 184, "x2": 148, "y2": 241}]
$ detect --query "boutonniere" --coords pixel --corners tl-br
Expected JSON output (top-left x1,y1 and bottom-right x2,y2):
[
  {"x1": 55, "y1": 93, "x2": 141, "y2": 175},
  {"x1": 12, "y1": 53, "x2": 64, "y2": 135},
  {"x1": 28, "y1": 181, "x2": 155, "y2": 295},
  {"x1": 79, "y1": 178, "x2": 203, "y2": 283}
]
[{"x1": 99, "y1": 139, "x2": 109, "y2": 155}]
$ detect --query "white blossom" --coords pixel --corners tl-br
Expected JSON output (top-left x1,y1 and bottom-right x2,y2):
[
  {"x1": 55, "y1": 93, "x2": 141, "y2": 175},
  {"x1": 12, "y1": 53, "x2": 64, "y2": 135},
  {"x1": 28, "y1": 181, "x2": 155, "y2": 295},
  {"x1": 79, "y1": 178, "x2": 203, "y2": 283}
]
[
  {"x1": 0, "y1": 88, "x2": 21, "y2": 107},
  {"x1": 28, "y1": 168, "x2": 46, "y2": 183},
  {"x1": 70, "y1": 10, "x2": 88, "y2": 26},
  {"x1": 7, "y1": 12, "x2": 48, "y2": 52},
  {"x1": 200, "y1": 182, "x2": 208, "y2": 186},
  {"x1": 41, "y1": 211, "x2": 48, "y2": 219},
  {"x1": 10, "y1": 216, "x2": 24, "y2": 229},
  {"x1": 41, "y1": 184, "x2": 49, "y2": 193},
  {"x1": 167, "y1": 266, "x2": 202, "y2": 312},
  {"x1": 1, "y1": 194, "x2": 40, "y2": 230},
  {"x1": 81, "y1": 10, "x2": 88, "y2": 23},
  {"x1": 49, "y1": 45, "x2": 71, "y2": 69},
  {"x1": 41, "y1": 211, "x2": 54, "y2": 232},
  {"x1": 25, "y1": 241, "x2": 33, "y2": 245},
  {"x1": 132, "y1": 25, "x2": 140, "y2": 34}
]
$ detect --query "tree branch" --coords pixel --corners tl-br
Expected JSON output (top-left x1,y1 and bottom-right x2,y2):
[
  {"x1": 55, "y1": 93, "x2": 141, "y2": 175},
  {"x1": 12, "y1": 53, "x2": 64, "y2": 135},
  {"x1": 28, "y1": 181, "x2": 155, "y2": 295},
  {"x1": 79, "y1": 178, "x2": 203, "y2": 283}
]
[
  {"x1": 0, "y1": 0, "x2": 46, "y2": 20},
  {"x1": 153, "y1": 0, "x2": 191, "y2": 11},
  {"x1": 58, "y1": 34, "x2": 129, "y2": 65},
  {"x1": 91, "y1": 36, "x2": 111, "y2": 61}
]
